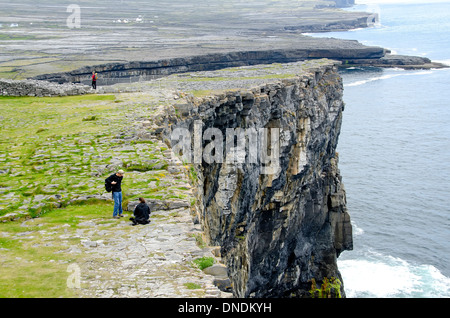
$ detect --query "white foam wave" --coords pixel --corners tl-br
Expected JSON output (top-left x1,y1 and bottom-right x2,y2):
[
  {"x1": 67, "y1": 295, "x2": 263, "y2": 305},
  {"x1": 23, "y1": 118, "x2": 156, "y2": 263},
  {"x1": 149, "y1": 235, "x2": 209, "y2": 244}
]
[
  {"x1": 345, "y1": 73, "x2": 401, "y2": 87},
  {"x1": 344, "y1": 69, "x2": 434, "y2": 87},
  {"x1": 338, "y1": 252, "x2": 450, "y2": 298},
  {"x1": 351, "y1": 221, "x2": 365, "y2": 236},
  {"x1": 348, "y1": 28, "x2": 367, "y2": 32}
]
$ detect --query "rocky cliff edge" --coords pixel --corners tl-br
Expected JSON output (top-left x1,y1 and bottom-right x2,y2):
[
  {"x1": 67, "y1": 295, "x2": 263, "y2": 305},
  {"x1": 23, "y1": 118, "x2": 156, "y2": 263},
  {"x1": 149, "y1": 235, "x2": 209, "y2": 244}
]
[{"x1": 155, "y1": 59, "x2": 353, "y2": 297}]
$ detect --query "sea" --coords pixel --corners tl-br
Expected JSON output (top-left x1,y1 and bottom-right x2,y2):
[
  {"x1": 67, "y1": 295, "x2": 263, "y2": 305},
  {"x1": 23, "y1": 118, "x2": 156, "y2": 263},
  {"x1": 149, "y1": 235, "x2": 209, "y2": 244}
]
[{"x1": 306, "y1": 0, "x2": 450, "y2": 297}]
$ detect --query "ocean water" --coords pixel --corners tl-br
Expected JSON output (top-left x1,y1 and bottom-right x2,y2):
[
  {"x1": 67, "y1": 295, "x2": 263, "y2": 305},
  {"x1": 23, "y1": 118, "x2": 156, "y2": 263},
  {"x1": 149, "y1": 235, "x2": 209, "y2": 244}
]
[{"x1": 309, "y1": 1, "x2": 450, "y2": 297}]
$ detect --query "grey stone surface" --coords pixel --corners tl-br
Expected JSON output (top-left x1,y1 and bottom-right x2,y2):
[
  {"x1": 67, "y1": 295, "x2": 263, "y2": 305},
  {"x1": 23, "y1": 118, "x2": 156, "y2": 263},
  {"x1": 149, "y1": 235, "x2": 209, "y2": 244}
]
[
  {"x1": 77, "y1": 207, "x2": 228, "y2": 298},
  {"x1": 203, "y1": 264, "x2": 228, "y2": 277}
]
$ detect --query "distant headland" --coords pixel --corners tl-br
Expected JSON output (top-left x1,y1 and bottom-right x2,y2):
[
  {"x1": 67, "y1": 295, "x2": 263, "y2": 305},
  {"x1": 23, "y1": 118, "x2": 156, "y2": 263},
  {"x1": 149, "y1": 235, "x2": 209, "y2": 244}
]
[{"x1": 0, "y1": 0, "x2": 445, "y2": 84}]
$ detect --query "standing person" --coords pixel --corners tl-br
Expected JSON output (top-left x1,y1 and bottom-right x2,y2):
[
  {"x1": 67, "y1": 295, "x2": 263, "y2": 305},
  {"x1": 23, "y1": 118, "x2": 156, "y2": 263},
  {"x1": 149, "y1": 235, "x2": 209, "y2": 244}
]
[
  {"x1": 105, "y1": 169, "x2": 125, "y2": 219},
  {"x1": 91, "y1": 71, "x2": 98, "y2": 90},
  {"x1": 130, "y1": 197, "x2": 151, "y2": 226}
]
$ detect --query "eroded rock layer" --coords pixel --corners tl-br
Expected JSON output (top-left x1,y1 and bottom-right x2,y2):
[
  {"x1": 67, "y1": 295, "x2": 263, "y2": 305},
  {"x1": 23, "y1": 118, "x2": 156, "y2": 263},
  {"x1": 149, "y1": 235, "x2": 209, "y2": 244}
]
[{"x1": 160, "y1": 60, "x2": 352, "y2": 297}]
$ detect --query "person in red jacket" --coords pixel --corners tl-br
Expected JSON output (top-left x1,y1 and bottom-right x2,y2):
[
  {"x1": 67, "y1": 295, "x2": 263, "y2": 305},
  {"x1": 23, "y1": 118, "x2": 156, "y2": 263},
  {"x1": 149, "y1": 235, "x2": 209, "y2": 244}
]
[{"x1": 91, "y1": 71, "x2": 98, "y2": 89}]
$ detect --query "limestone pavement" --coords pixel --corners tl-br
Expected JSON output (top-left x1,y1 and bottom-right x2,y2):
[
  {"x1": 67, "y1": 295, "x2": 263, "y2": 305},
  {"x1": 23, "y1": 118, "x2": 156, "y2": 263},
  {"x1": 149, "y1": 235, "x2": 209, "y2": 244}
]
[{"x1": 73, "y1": 206, "x2": 228, "y2": 298}]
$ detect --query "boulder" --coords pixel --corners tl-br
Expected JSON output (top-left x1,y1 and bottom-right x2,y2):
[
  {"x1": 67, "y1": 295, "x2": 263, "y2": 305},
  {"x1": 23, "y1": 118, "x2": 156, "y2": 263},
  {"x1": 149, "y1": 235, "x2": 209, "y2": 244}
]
[{"x1": 203, "y1": 264, "x2": 228, "y2": 277}]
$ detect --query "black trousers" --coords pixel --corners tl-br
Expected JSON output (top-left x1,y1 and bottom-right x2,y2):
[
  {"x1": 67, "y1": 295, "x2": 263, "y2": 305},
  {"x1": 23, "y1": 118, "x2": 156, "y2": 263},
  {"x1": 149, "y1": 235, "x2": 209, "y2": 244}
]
[
  {"x1": 130, "y1": 217, "x2": 150, "y2": 225},
  {"x1": 92, "y1": 80, "x2": 97, "y2": 89}
]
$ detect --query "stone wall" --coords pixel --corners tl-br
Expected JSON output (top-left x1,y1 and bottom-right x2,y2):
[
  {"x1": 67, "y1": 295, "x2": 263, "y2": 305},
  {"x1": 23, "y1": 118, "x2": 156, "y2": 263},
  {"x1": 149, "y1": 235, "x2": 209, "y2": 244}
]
[{"x1": 0, "y1": 79, "x2": 91, "y2": 97}]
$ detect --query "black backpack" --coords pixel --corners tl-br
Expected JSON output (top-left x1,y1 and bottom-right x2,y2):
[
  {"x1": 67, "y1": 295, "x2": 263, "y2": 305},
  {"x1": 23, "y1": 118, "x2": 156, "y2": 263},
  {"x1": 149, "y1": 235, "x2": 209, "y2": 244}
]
[{"x1": 105, "y1": 179, "x2": 112, "y2": 192}]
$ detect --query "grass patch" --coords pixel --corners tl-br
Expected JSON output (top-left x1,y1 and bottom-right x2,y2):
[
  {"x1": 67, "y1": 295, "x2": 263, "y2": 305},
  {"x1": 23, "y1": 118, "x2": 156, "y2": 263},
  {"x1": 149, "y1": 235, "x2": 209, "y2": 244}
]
[
  {"x1": 0, "y1": 260, "x2": 77, "y2": 298},
  {"x1": 190, "y1": 233, "x2": 206, "y2": 249},
  {"x1": 82, "y1": 115, "x2": 97, "y2": 121},
  {"x1": 0, "y1": 202, "x2": 112, "y2": 297},
  {"x1": 189, "y1": 90, "x2": 213, "y2": 97},
  {"x1": 127, "y1": 161, "x2": 168, "y2": 172},
  {"x1": 192, "y1": 257, "x2": 215, "y2": 271},
  {"x1": 0, "y1": 94, "x2": 128, "y2": 217},
  {"x1": 184, "y1": 282, "x2": 202, "y2": 290},
  {"x1": 0, "y1": 94, "x2": 116, "y2": 139},
  {"x1": 0, "y1": 34, "x2": 37, "y2": 41}
]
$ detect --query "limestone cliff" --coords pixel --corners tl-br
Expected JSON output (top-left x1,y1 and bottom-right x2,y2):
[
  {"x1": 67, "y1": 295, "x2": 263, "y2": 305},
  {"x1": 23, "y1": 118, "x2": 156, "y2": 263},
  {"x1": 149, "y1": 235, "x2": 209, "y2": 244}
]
[
  {"x1": 33, "y1": 45, "x2": 386, "y2": 84},
  {"x1": 159, "y1": 60, "x2": 353, "y2": 298}
]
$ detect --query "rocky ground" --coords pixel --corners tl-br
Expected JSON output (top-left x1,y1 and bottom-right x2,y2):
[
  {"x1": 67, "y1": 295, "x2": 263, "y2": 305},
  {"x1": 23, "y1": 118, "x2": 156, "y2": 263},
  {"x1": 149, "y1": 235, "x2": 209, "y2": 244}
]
[
  {"x1": 11, "y1": 201, "x2": 230, "y2": 298},
  {"x1": 65, "y1": 205, "x2": 228, "y2": 298}
]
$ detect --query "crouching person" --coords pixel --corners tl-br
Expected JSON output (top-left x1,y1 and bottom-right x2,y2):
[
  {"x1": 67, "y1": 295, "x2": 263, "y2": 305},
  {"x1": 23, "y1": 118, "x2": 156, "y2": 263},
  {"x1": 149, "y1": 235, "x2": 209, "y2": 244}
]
[{"x1": 130, "y1": 197, "x2": 151, "y2": 226}]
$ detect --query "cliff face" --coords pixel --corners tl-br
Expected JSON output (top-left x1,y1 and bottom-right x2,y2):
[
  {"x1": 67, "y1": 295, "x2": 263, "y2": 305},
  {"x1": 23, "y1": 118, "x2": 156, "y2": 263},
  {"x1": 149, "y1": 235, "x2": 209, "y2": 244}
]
[
  {"x1": 160, "y1": 60, "x2": 352, "y2": 297},
  {"x1": 33, "y1": 45, "x2": 386, "y2": 84},
  {"x1": 34, "y1": 47, "x2": 444, "y2": 86}
]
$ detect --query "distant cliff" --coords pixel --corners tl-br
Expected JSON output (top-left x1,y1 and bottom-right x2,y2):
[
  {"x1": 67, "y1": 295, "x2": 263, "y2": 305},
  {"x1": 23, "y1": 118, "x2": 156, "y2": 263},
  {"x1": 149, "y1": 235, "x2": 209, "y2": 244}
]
[
  {"x1": 33, "y1": 44, "x2": 386, "y2": 84},
  {"x1": 157, "y1": 60, "x2": 353, "y2": 297},
  {"x1": 33, "y1": 45, "x2": 444, "y2": 86}
]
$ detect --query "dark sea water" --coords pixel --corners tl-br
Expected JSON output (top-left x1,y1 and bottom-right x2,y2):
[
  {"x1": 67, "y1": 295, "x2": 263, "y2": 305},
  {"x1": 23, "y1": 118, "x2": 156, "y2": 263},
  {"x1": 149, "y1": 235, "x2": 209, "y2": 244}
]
[{"x1": 308, "y1": 1, "x2": 450, "y2": 297}]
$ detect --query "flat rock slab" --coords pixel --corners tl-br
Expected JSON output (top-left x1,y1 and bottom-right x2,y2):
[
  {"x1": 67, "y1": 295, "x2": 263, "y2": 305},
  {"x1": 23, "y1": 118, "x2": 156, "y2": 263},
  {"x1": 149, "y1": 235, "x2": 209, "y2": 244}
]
[
  {"x1": 203, "y1": 264, "x2": 228, "y2": 277},
  {"x1": 76, "y1": 207, "x2": 227, "y2": 298}
]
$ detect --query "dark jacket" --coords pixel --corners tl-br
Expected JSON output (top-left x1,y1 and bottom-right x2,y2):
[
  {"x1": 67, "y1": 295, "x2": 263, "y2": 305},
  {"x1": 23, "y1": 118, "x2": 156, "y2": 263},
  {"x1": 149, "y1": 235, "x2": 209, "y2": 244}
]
[
  {"x1": 134, "y1": 203, "x2": 151, "y2": 222},
  {"x1": 105, "y1": 173, "x2": 123, "y2": 192}
]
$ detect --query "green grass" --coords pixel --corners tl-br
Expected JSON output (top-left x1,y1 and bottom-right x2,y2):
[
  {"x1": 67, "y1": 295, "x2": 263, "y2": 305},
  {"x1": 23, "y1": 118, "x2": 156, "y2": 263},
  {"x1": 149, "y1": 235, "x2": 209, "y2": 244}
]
[
  {"x1": 184, "y1": 282, "x2": 202, "y2": 290},
  {"x1": 190, "y1": 233, "x2": 206, "y2": 249},
  {"x1": 189, "y1": 89, "x2": 214, "y2": 97},
  {"x1": 0, "y1": 94, "x2": 176, "y2": 217},
  {"x1": 0, "y1": 34, "x2": 37, "y2": 41},
  {"x1": 0, "y1": 94, "x2": 116, "y2": 139},
  {"x1": 192, "y1": 257, "x2": 215, "y2": 271},
  {"x1": 0, "y1": 202, "x2": 112, "y2": 297}
]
